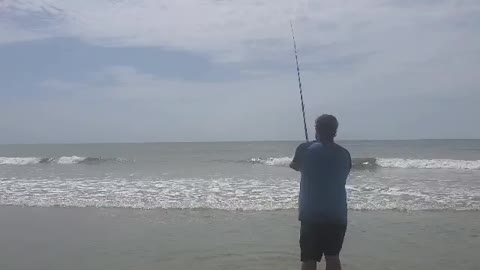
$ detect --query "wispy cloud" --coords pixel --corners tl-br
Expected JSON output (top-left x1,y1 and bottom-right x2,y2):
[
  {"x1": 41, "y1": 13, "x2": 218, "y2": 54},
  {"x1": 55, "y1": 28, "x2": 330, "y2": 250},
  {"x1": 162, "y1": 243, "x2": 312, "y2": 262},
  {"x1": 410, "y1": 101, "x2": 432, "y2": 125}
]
[{"x1": 3, "y1": 0, "x2": 479, "y2": 64}]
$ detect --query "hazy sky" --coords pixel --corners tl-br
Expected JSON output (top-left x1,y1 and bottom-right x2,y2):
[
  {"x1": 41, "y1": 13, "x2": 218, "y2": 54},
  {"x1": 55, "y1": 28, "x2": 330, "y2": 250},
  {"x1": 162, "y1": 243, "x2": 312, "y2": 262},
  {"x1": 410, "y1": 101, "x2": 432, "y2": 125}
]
[{"x1": 1, "y1": 0, "x2": 479, "y2": 143}]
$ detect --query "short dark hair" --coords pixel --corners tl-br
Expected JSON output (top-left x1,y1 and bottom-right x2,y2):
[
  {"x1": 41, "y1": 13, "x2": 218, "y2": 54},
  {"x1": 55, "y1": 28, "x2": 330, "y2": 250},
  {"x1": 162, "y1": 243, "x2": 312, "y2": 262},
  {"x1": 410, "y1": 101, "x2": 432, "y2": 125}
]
[{"x1": 315, "y1": 114, "x2": 338, "y2": 140}]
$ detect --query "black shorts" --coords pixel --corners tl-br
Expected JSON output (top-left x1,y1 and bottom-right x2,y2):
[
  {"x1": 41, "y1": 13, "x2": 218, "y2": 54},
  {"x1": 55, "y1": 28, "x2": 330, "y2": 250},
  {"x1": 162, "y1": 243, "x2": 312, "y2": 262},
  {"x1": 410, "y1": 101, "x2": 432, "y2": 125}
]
[{"x1": 300, "y1": 222, "x2": 347, "y2": 262}]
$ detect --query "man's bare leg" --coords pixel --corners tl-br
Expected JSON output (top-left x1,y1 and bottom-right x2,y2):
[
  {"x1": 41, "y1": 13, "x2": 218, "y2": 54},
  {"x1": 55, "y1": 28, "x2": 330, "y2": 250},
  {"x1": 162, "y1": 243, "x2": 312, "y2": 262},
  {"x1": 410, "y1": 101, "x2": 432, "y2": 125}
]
[
  {"x1": 302, "y1": 261, "x2": 317, "y2": 270},
  {"x1": 325, "y1": 256, "x2": 341, "y2": 270}
]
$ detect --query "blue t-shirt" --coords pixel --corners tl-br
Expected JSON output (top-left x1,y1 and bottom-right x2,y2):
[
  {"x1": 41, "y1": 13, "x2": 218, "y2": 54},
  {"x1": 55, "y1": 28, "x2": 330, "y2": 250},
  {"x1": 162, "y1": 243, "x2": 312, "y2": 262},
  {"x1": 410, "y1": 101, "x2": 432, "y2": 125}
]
[
  {"x1": 292, "y1": 141, "x2": 315, "y2": 167},
  {"x1": 298, "y1": 142, "x2": 351, "y2": 224}
]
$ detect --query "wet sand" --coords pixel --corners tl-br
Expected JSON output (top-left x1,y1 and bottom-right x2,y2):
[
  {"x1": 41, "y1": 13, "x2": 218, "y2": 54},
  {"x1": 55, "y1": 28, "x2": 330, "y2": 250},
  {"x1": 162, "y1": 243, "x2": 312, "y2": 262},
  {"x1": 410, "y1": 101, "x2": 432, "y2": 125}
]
[{"x1": 0, "y1": 207, "x2": 478, "y2": 270}]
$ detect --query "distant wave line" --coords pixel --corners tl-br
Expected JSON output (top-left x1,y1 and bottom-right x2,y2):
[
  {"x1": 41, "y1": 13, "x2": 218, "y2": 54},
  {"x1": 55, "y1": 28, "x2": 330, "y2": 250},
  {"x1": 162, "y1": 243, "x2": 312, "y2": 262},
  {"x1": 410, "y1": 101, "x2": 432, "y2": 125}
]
[
  {"x1": 0, "y1": 156, "x2": 127, "y2": 165},
  {"x1": 248, "y1": 157, "x2": 480, "y2": 170}
]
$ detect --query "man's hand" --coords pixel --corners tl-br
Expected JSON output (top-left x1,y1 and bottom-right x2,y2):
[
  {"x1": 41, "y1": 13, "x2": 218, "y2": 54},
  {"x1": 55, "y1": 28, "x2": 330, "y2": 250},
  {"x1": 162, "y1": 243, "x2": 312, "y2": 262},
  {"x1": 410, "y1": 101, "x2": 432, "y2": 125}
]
[{"x1": 290, "y1": 161, "x2": 300, "y2": 171}]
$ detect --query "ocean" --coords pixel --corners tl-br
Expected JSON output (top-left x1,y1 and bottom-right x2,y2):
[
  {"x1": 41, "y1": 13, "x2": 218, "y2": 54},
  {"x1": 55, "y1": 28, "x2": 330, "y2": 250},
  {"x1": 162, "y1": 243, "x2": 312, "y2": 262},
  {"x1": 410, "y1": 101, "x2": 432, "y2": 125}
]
[
  {"x1": 1, "y1": 140, "x2": 479, "y2": 211},
  {"x1": 1, "y1": 140, "x2": 479, "y2": 270}
]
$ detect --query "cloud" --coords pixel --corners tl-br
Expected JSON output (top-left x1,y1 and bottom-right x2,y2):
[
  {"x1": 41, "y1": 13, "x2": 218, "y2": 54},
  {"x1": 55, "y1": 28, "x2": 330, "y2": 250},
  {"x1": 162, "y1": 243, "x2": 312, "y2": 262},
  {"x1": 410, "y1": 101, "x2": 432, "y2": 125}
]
[
  {"x1": 2, "y1": 0, "x2": 480, "y2": 64},
  {"x1": 1, "y1": 1, "x2": 480, "y2": 142},
  {"x1": 24, "y1": 60, "x2": 479, "y2": 143},
  {"x1": 0, "y1": 65, "x2": 308, "y2": 143},
  {"x1": 40, "y1": 65, "x2": 299, "y2": 103},
  {"x1": 0, "y1": 22, "x2": 48, "y2": 44}
]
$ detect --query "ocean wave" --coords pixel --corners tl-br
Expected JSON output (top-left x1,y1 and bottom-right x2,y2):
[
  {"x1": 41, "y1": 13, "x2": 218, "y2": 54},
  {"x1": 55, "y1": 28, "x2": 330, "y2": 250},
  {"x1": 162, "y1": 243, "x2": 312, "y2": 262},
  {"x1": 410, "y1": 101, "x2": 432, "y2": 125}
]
[
  {"x1": 3, "y1": 155, "x2": 480, "y2": 170},
  {"x1": 0, "y1": 157, "x2": 42, "y2": 165},
  {"x1": 249, "y1": 157, "x2": 480, "y2": 170},
  {"x1": 376, "y1": 158, "x2": 480, "y2": 170},
  {"x1": 0, "y1": 177, "x2": 478, "y2": 211},
  {"x1": 249, "y1": 157, "x2": 292, "y2": 167},
  {"x1": 0, "y1": 156, "x2": 125, "y2": 165}
]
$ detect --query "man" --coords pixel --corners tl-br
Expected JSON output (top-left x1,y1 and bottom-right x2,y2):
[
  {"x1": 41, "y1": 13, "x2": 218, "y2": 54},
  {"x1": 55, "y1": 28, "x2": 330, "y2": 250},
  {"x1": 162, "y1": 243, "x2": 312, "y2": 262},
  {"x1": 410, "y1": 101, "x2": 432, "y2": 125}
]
[{"x1": 290, "y1": 114, "x2": 352, "y2": 270}]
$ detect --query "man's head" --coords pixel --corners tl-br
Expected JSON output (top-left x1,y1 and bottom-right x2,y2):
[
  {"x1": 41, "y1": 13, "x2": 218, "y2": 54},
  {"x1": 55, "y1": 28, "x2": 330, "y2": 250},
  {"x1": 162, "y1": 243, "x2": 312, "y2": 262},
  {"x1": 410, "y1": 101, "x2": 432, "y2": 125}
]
[{"x1": 315, "y1": 114, "x2": 339, "y2": 142}]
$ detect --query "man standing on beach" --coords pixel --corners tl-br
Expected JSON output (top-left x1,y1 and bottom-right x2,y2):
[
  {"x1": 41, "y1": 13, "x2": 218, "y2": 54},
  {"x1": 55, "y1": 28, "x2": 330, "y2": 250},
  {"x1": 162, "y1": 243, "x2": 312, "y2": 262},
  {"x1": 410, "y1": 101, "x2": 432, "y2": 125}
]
[{"x1": 290, "y1": 115, "x2": 352, "y2": 270}]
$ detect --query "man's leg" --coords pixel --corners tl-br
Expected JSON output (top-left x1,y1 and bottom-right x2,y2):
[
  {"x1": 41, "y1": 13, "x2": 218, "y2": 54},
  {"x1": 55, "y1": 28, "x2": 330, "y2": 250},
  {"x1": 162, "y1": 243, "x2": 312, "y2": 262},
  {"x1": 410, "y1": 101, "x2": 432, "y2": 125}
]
[
  {"x1": 301, "y1": 261, "x2": 317, "y2": 270},
  {"x1": 323, "y1": 224, "x2": 346, "y2": 270},
  {"x1": 325, "y1": 256, "x2": 341, "y2": 270},
  {"x1": 300, "y1": 222, "x2": 320, "y2": 270}
]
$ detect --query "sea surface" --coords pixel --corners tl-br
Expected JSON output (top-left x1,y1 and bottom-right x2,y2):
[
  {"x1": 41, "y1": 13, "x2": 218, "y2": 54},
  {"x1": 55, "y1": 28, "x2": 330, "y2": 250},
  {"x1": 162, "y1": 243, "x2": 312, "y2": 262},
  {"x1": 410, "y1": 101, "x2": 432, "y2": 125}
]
[{"x1": 1, "y1": 140, "x2": 480, "y2": 211}]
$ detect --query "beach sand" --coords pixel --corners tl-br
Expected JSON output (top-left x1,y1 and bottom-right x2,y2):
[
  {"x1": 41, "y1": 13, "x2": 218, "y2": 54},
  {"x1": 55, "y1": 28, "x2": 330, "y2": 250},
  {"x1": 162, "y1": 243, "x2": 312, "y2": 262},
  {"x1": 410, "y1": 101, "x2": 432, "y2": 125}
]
[{"x1": 0, "y1": 207, "x2": 478, "y2": 270}]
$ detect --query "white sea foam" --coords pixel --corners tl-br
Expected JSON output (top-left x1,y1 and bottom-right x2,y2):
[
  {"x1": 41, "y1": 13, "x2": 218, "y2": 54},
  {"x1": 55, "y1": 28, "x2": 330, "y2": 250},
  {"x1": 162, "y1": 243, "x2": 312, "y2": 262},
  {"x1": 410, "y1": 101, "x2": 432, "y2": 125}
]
[
  {"x1": 0, "y1": 175, "x2": 478, "y2": 211},
  {"x1": 57, "y1": 156, "x2": 87, "y2": 164},
  {"x1": 251, "y1": 157, "x2": 480, "y2": 170},
  {"x1": 0, "y1": 156, "x2": 123, "y2": 165},
  {"x1": 377, "y1": 158, "x2": 480, "y2": 170},
  {"x1": 0, "y1": 157, "x2": 41, "y2": 165},
  {"x1": 3, "y1": 155, "x2": 479, "y2": 170},
  {"x1": 250, "y1": 157, "x2": 293, "y2": 166}
]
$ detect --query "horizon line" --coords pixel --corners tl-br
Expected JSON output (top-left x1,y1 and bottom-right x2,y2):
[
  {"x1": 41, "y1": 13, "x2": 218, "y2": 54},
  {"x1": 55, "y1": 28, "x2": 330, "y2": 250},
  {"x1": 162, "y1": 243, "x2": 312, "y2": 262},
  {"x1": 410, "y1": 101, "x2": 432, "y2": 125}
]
[{"x1": 1, "y1": 138, "x2": 480, "y2": 146}]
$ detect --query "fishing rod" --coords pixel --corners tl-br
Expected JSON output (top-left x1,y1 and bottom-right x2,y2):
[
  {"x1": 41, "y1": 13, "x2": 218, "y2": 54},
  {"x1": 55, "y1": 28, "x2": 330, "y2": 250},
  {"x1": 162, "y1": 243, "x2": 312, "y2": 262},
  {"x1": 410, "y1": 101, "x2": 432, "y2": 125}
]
[{"x1": 290, "y1": 21, "x2": 309, "y2": 142}]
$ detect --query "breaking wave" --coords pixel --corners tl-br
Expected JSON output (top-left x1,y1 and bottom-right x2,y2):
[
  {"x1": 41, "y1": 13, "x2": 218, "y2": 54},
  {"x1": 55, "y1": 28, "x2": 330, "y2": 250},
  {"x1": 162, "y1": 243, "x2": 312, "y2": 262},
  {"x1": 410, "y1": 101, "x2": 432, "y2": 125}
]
[
  {"x1": 3, "y1": 155, "x2": 480, "y2": 170},
  {"x1": 0, "y1": 156, "x2": 125, "y2": 165},
  {"x1": 376, "y1": 158, "x2": 480, "y2": 170},
  {"x1": 0, "y1": 176, "x2": 478, "y2": 211},
  {"x1": 249, "y1": 157, "x2": 480, "y2": 170},
  {"x1": 249, "y1": 157, "x2": 293, "y2": 167}
]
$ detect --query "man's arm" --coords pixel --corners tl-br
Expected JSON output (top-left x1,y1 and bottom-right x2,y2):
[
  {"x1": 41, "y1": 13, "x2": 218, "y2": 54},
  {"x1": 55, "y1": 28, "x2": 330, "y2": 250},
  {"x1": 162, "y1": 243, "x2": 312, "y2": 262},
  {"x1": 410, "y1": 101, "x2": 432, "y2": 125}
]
[
  {"x1": 346, "y1": 149, "x2": 352, "y2": 172},
  {"x1": 290, "y1": 143, "x2": 307, "y2": 172}
]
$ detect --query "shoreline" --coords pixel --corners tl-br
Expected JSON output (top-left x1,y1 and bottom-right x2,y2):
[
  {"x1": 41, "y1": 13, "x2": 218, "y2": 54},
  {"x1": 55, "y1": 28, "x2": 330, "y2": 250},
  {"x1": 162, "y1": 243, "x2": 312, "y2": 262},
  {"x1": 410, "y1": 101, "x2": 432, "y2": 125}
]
[{"x1": 1, "y1": 206, "x2": 478, "y2": 270}]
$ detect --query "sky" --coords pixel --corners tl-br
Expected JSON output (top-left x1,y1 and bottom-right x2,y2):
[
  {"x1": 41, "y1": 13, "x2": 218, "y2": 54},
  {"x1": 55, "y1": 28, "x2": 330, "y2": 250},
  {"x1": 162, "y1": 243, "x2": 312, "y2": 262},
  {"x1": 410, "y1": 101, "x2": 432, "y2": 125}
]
[{"x1": 0, "y1": 0, "x2": 479, "y2": 143}]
